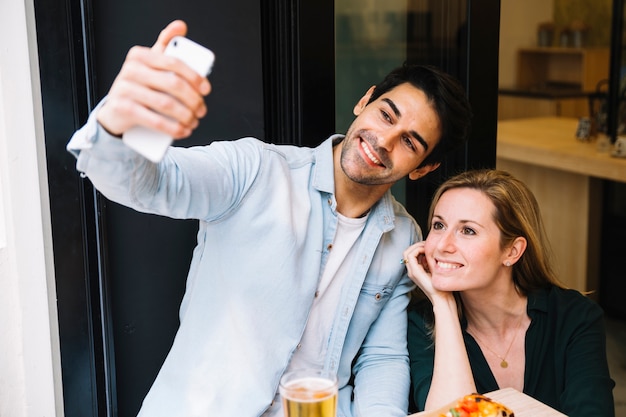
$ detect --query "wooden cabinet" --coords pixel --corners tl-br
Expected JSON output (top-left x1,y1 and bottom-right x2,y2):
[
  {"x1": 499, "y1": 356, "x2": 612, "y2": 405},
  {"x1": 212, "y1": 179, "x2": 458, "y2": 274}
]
[{"x1": 499, "y1": 47, "x2": 610, "y2": 120}]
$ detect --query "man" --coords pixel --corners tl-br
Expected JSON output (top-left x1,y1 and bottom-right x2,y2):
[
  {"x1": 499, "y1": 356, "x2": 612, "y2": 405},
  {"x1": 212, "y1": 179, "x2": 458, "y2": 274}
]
[{"x1": 67, "y1": 20, "x2": 471, "y2": 417}]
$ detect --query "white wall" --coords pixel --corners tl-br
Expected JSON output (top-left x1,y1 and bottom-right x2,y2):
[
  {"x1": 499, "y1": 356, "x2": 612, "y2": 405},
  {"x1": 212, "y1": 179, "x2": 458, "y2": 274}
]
[
  {"x1": 0, "y1": 0, "x2": 64, "y2": 416},
  {"x1": 499, "y1": 0, "x2": 553, "y2": 87}
]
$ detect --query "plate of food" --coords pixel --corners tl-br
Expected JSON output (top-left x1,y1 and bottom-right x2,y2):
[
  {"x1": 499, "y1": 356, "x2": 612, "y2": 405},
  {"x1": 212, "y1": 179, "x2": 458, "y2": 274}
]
[
  {"x1": 410, "y1": 388, "x2": 567, "y2": 417},
  {"x1": 410, "y1": 393, "x2": 514, "y2": 417}
]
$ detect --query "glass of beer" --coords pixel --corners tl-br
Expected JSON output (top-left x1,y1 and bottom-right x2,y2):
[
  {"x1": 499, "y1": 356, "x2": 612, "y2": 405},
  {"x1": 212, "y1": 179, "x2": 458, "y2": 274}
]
[{"x1": 279, "y1": 369, "x2": 338, "y2": 417}]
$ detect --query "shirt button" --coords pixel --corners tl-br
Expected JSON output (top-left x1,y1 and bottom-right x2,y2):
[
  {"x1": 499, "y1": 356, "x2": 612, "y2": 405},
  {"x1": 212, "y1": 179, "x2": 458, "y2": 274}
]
[
  {"x1": 297, "y1": 343, "x2": 302, "y2": 349},
  {"x1": 327, "y1": 198, "x2": 332, "y2": 206},
  {"x1": 315, "y1": 290, "x2": 320, "y2": 298},
  {"x1": 327, "y1": 243, "x2": 333, "y2": 250},
  {"x1": 375, "y1": 293, "x2": 382, "y2": 300}
]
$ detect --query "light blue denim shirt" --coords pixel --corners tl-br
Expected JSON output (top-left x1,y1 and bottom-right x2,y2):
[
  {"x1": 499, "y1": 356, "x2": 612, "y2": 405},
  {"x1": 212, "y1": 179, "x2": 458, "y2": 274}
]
[{"x1": 68, "y1": 111, "x2": 421, "y2": 417}]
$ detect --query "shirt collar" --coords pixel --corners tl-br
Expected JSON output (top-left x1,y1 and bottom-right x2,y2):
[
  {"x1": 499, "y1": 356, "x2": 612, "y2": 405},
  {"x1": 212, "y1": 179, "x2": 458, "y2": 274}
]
[
  {"x1": 526, "y1": 287, "x2": 549, "y2": 315},
  {"x1": 312, "y1": 135, "x2": 339, "y2": 195}
]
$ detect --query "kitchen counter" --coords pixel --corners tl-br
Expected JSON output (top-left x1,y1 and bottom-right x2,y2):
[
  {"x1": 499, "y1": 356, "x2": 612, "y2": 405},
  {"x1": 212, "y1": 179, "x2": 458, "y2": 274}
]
[
  {"x1": 497, "y1": 117, "x2": 626, "y2": 182},
  {"x1": 496, "y1": 117, "x2": 626, "y2": 293}
]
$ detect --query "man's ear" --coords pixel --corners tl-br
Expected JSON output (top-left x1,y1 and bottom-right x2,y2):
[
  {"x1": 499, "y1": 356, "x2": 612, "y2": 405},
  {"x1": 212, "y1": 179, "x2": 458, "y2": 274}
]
[
  {"x1": 408, "y1": 162, "x2": 440, "y2": 180},
  {"x1": 353, "y1": 86, "x2": 376, "y2": 116}
]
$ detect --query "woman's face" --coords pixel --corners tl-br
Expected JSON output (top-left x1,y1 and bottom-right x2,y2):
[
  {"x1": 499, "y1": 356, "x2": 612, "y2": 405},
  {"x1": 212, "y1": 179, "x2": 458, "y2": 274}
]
[{"x1": 424, "y1": 187, "x2": 511, "y2": 293}]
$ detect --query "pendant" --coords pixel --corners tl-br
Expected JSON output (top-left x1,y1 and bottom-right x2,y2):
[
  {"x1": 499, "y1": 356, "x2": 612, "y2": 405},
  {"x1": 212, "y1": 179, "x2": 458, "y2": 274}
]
[{"x1": 500, "y1": 360, "x2": 508, "y2": 368}]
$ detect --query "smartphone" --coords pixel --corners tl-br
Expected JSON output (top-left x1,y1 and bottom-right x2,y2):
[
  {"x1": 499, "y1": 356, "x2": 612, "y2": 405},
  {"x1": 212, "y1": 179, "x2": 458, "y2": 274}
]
[{"x1": 122, "y1": 36, "x2": 215, "y2": 163}]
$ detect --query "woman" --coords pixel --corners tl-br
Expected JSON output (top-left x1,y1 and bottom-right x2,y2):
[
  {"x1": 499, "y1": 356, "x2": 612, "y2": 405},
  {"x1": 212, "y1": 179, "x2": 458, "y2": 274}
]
[{"x1": 404, "y1": 169, "x2": 615, "y2": 416}]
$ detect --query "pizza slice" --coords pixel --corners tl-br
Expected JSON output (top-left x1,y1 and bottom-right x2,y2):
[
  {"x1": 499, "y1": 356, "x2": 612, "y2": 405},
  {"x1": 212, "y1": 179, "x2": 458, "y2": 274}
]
[{"x1": 437, "y1": 393, "x2": 514, "y2": 417}]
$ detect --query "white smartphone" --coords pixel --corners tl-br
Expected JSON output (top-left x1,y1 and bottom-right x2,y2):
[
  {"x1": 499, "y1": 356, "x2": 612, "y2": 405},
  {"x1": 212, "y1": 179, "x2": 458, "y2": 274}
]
[{"x1": 122, "y1": 36, "x2": 215, "y2": 162}]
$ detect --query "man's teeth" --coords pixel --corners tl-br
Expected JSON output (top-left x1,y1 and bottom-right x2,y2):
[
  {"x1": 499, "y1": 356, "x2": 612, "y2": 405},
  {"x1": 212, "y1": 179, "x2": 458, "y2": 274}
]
[
  {"x1": 437, "y1": 261, "x2": 460, "y2": 270},
  {"x1": 362, "y1": 142, "x2": 381, "y2": 165}
]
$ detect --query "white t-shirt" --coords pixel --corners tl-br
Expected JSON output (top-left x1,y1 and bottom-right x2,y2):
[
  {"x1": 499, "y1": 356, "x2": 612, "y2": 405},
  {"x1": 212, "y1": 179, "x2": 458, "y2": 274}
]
[{"x1": 263, "y1": 212, "x2": 367, "y2": 416}]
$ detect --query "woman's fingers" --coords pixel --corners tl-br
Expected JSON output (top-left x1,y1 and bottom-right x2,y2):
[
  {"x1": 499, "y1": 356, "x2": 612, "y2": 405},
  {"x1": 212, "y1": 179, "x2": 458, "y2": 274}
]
[
  {"x1": 403, "y1": 243, "x2": 438, "y2": 296},
  {"x1": 403, "y1": 242, "x2": 425, "y2": 268}
]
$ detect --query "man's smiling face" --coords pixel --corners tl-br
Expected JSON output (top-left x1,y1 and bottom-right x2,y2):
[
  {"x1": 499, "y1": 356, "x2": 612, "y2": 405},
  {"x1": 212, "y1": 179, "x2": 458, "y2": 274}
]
[{"x1": 340, "y1": 82, "x2": 442, "y2": 186}]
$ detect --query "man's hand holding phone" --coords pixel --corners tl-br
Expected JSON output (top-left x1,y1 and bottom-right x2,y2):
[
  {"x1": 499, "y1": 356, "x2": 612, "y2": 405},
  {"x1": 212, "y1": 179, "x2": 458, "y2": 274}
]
[{"x1": 96, "y1": 20, "x2": 215, "y2": 162}]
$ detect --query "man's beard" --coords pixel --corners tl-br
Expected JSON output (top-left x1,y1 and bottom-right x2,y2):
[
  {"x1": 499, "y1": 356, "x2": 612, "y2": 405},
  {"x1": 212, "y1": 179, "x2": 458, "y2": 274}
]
[{"x1": 339, "y1": 129, "x2": 398, "y2": 186}]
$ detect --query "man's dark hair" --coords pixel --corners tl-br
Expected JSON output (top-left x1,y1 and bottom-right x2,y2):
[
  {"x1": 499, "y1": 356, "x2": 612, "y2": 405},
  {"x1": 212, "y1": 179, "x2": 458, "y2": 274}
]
[{"x1": 367, "y1": 63, "x2": 473, "y2": 168}]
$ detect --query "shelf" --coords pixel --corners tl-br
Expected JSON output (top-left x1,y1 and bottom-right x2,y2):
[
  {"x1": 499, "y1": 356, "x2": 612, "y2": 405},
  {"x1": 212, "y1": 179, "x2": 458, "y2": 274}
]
[
  {"x1": 498, "y1": 47, "x2": 609, "y2": 120},
  {"x1": 517, "y1": 46, "x2": 608, "y2": 55},
  {"x1": 517, "y1": 47, "x2": 609, "y2": 91},
  {"x1": 499, "y1": 86, "x2": 590, "y2": 99}
]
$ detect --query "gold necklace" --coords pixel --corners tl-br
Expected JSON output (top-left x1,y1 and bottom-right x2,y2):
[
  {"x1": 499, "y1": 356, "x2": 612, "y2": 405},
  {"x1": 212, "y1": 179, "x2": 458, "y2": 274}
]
[{"x1": 469, "y1": 318, "x2": 523, "y2": 369}]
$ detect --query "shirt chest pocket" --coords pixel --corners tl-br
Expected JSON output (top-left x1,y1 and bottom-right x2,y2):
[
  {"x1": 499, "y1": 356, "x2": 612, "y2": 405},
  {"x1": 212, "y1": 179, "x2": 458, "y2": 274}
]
[{"x1": 351, "y1": 283, "x2": 393, "y2": 324}]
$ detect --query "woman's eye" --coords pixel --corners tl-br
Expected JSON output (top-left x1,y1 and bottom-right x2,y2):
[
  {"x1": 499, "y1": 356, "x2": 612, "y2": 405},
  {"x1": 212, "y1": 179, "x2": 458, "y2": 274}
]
[
  {"x1": 461, "y1": 226, "x2": 476, "y2": 235},
  {"x1": 432, "y1": 221, "x2": 444, "y2": 230}
]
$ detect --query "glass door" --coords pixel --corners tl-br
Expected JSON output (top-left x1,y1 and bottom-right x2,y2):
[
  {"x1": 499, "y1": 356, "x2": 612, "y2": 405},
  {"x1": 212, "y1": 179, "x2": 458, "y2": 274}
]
[
  {"x1": 336, "y1": 0, "x2": 469, "y2": 134},
  {"x1": 334, "y1": 0, "x2": 497, "y2": 226},
  {"x1": 600, "y1": 0, "x2": 626, "y2": 319}
]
